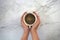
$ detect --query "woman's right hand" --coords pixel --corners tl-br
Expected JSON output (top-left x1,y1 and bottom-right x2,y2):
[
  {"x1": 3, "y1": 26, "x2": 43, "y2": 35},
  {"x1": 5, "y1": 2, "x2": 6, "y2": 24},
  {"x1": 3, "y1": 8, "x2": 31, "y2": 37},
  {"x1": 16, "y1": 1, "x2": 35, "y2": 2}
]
[{"x1": 21, "y1": 12, "x2": 29, "y2": 31}]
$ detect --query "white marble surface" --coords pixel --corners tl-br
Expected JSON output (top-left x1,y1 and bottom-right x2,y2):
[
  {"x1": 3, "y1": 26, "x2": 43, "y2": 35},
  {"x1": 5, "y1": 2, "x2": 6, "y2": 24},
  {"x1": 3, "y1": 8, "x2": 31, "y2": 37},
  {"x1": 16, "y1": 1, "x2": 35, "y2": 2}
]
[{"x1": 0, "y1": 0, "x2": 60, "y2": 40}]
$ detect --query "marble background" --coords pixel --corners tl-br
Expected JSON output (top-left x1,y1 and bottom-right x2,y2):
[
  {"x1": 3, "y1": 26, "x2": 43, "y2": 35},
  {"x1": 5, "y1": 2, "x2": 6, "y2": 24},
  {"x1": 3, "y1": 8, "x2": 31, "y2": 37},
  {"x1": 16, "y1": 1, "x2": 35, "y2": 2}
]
[{"x1": 0, "y1": 0, "x2": 60, "y2": 40}]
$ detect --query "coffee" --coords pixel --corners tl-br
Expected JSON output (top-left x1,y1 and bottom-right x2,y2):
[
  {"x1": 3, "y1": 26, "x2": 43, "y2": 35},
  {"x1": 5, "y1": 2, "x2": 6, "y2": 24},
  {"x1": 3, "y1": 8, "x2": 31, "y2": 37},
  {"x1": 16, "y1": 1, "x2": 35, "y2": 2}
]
[{"x1": 25, "y1": 13, "x2": 35, "y2": 25}]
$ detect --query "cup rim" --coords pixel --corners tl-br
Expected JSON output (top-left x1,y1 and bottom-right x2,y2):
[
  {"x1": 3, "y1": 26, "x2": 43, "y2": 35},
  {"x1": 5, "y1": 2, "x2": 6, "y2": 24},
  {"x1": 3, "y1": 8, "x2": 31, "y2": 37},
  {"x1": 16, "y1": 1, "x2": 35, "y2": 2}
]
[{"x1": 23, "y1": 12, "x2": 37, "y2": 26}]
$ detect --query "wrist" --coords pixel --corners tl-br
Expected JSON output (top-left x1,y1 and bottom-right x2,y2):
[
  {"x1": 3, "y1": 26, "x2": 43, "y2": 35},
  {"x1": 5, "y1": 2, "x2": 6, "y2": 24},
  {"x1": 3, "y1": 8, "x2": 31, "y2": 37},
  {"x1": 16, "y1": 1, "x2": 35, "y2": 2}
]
[
  {"x1": 31, "y1": 29, "x2": 37, "y2": 33},
  {"x1": 24, "y1": 29, "x2": 29, "y2": 32},
  {"x1": 24, "y1": 27, "x2": 29, "y2": 31}
]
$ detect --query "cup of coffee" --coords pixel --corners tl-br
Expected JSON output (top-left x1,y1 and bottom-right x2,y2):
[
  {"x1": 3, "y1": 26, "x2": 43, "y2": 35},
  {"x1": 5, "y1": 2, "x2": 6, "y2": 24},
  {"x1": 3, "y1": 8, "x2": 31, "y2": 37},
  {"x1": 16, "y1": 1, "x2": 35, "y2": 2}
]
[{"x1": 23, "y1": 12, "x2": 37, "y2": 28}]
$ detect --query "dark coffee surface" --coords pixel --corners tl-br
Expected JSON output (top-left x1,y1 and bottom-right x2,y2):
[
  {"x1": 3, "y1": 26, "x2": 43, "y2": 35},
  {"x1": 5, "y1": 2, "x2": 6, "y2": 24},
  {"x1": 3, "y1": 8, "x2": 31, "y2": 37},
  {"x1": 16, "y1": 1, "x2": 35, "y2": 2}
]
[{"x1": 25, "y1": 13, "x2": 35, "y2": 24}]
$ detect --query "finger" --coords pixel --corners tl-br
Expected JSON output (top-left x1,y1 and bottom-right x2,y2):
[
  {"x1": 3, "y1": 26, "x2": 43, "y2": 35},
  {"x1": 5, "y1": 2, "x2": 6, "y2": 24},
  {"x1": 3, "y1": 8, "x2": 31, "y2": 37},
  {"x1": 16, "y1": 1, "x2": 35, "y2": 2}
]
[
  {"x1": 33, "y1": 12, "x2": 40, "y2": 22},
  {"x1": 21, "y1": 12, "x2": 27, "y2": 23},
  {"x1": 32, "y1": 12, "x2": 40, "y2": 27},
  {"x1": 33, "y1": 12, "x2": 38, "y2": 17},
  {"x1": 21, "y1": 18, "x2": 26, "y2": 27},
  {"x1": 21, "y1": 12, "x2": 27, "y2": 19},
  {"x1": 37, "y1": 16, "x2": 40, "y2": 23},
  {"x1": 21, "y1": 12, "x2": 27, "y2": 27},
  {"x1": 36, "y1": 16, "x2": 40, "y2": 26},
  {"x1": 33, "y1": 12, "x2": 39, "y2": 20}
]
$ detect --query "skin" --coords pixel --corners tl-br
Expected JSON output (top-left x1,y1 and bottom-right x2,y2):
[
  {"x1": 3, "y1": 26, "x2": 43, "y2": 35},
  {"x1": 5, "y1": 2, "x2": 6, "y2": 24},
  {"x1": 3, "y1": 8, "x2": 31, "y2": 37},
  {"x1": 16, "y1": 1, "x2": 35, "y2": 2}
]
[{"x1": 21, "y1": 12, "x2": 40, "y2": 40}]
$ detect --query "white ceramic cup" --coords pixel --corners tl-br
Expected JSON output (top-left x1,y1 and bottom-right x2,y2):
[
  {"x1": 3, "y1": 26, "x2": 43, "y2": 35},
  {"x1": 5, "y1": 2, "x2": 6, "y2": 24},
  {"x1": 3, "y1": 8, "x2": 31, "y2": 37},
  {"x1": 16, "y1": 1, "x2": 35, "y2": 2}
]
[{"x1": 23, "y1": 12, "x2": 37, "y2": 28}]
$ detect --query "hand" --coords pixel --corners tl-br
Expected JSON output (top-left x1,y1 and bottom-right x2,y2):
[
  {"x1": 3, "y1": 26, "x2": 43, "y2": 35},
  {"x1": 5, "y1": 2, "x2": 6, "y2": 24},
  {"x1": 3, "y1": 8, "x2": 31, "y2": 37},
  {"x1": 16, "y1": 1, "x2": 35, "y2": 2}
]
[
  {"x1": 21, "y1": 12, "x2": 29, "y2": 31},
  {"x1": 31, "y1": 12, "x2": 40, "y2": 32},
  {"x1": 21, "y1": 12, "x2": 40, "y2": 40},
  {"x1": 21, "y1": 12, "x2": 29, "y2": 40}
]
